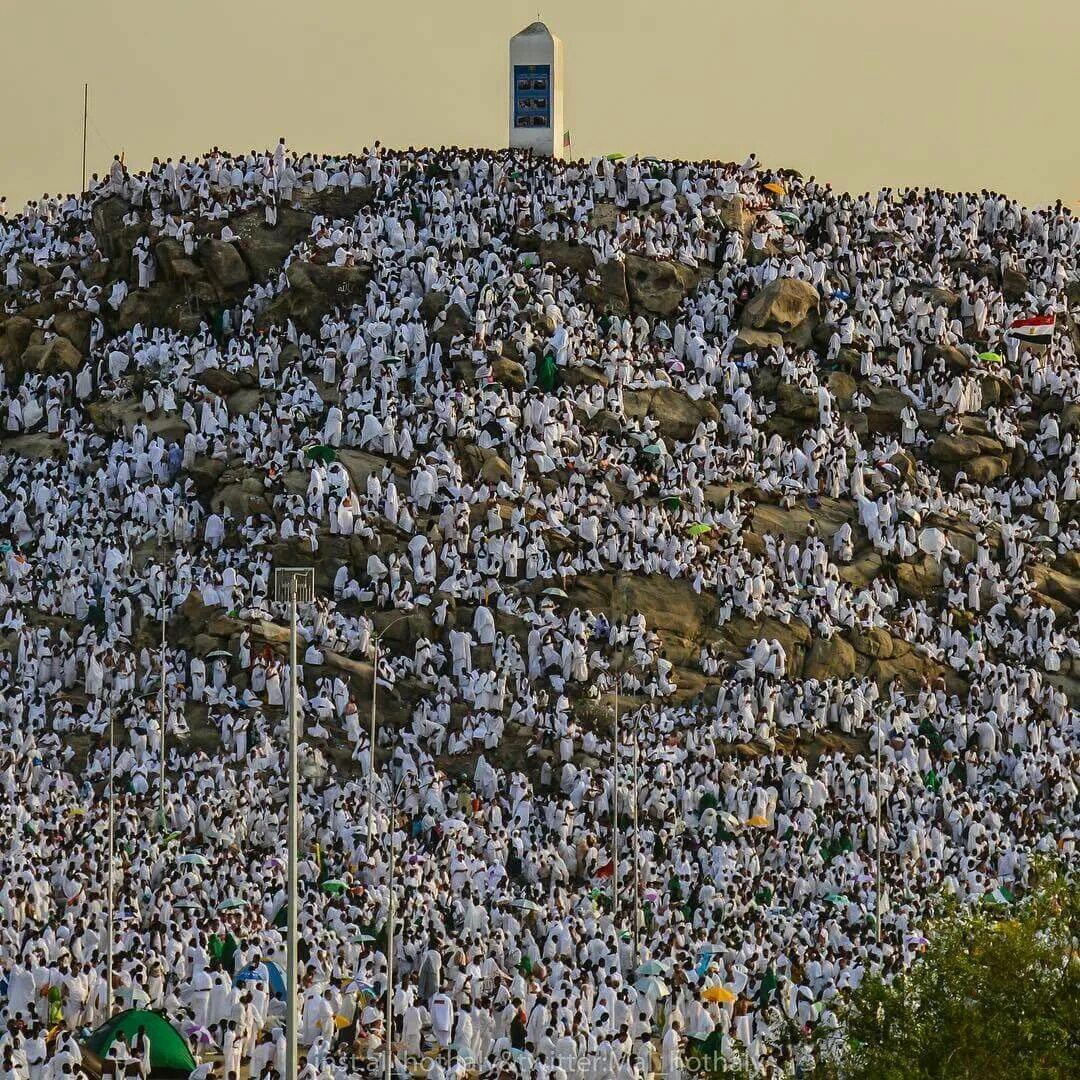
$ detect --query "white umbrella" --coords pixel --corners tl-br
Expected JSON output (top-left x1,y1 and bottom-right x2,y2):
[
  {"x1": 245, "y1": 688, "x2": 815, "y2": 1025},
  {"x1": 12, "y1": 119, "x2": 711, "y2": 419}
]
[
  {"x1": 634, "y1": 975, "x2": 670, "y2": 999},
  {"x1": 918, "y1": 527, "x2": 946, "y2": 559}
]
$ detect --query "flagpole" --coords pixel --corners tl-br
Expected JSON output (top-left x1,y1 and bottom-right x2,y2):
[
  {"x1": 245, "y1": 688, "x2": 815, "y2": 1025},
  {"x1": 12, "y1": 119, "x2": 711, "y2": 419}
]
[{"x1": 81, "y1": 84, "x2": 88, "y2": 195}]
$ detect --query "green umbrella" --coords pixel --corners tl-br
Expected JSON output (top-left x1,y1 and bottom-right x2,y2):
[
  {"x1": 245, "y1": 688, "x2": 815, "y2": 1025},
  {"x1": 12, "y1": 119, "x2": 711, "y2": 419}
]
[
  {"x1": 687, "y1": 524, "x2": 713, "y2": 538},
  {"x1": 217, "y1": 897, "x2": 247, "y2": 912},
  {"x1": 636, "y1": 959, "x2": 666, "y2": 976},
  {"x1": 321, "y1": 879, "x2": 348, "y2": 895},
  {"x1": 304, "y1": 444, "x2": 338, "y2": 464},
  {"x1": 978, "y1": 351, "x2": 1004, "y2": 365},
  {"x1": 510, "y1": 898, "x2": 544, "y2": 913},
  {"x1": 175, "y1": 853, "x2": 209, "y2": 867},
  {"x1": 84, "y1": 1010, "x2": 196, "y2": 1078},
  {"x1": 541, "y1": 587, "x2": 569, "y2": 599},
  {"x1": 606, "y1": 153, "x2": 625, "y2": 161},
  {"x1": 642, "y1": 443, "x2": 664, "y2": 456},
  {"x1": 777, "y1": 211, "x2": 800, "y2": 227}
]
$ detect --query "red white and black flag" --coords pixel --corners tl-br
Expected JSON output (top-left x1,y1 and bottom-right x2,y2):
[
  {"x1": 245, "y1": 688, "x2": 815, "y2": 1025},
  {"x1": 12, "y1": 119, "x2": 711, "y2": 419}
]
[{"x1": 1007, "y1": 314, "x2": 1055, "y2": 346}]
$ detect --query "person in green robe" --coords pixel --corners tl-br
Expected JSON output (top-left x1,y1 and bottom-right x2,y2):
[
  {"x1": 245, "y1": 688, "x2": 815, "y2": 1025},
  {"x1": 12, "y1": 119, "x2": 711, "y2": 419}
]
[{"x1": 536, "y1": 352, "x2": 558, "y2": 392}]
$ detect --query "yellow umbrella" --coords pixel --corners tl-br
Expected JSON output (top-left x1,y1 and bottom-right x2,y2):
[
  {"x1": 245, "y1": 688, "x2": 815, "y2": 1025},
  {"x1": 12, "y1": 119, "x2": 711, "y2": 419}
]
[
  {"x1": 333, "y1": 1014, "x2": 350, "y2": 1030},
  {"x1": 763, "y1": 182, "x2": 786, "y2": 196},
  {"x1": 745, "y1": 815, "x2": 769, "y2": 827},
  {"x1": 702, "y1": 986, "x2": 736, "y2": 1003}
]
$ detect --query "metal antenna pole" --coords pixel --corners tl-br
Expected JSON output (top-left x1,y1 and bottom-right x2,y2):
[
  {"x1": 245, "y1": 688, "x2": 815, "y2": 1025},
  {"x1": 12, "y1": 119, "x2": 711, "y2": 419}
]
[
  {"x1": 106, "y1": 712, "x2": 115, "y2": 1017},
  {"x1": 611, "y1": 575, "x2": 621, "y2": 922},
  {"x1": 385, "y1": 798, "x2": 395, "y2": 1080},
  {"x1": 81, "y1": 84, "x2": 88, "y2": 195},
  {"x1": 273, "y1": 567, "x2": 312, "y2": 1080},
  {"x1": 612, "y1": 660, "x2": 620, "y2": 921},
  {"x1": 632, "y1": 707, "x2": 641, "y2": 967},
  {"x1": 369, "y1": 633, "x2": 379, "y2": 845},
  {"x1": 286, "y1": 576, "x2": 300, "y2": 1080},
  {"x1": 158, "y1": 567, "x2": 167, "y2": 827},
  {"x1": 875, "y1": 709, "x2": 883, "y2": 944}
]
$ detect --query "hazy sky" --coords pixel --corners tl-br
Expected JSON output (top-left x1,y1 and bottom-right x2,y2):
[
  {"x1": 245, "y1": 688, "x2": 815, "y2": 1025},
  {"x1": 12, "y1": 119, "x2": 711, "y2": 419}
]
[{"x1": 3, "y1": 0, "x2": 1078, "y2": 209}]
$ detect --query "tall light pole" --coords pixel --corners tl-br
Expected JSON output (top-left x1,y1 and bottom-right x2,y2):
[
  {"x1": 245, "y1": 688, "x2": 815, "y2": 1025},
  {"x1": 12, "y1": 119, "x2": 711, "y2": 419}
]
[
  {"x1": 81, "y1": 84, "x2": 88, "y2": 195},
  {"x1": 631, "y1": 704, "x2": 641, "y2": 966},
  {"x1": 368, "y1": 614, "x2": 411, "y2": 845},
  {"x1": 385, "y1": 805, "x2": 396, "y2": 1080},
  {"x1": 106, "y1": 710, "x2": 115, "y2": 1018},
  {"x1": 158, "y1": 566, "x2": 168, "y2": 828},
  {"x1": 610, "y1": 574, "x2": 622, "y2": 919},
  {"x1": 369, "y1": 769, "x2": 411, "y2": 1080},
  {"x1": 612, "y1": 666, "x2": 620, "y2": 917},
  {"x1": 274, "y1": 567, "x2": 314, "y2": 1080},
  {"x1": 875, "y1": 708, "x2": 883, "y2": 944}
]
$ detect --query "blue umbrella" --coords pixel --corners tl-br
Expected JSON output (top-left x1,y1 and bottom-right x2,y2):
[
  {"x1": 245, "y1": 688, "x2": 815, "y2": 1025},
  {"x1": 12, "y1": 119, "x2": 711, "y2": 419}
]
[{"x1": 235, "y1": 961, "x2": 287, "y2": 999}]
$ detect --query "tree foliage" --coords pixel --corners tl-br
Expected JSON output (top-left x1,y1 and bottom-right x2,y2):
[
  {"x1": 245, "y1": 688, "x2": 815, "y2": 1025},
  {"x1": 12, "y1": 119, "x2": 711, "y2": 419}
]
[{"x1": 815, "y1": 867, "x2": 1080, "y2": 1079}]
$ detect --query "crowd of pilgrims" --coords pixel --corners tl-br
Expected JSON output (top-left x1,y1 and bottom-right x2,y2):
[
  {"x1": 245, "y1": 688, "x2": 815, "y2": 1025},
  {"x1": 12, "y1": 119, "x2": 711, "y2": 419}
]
[{"x1": 0, "y1": 138, "x2": 1078, "y2": 1078}]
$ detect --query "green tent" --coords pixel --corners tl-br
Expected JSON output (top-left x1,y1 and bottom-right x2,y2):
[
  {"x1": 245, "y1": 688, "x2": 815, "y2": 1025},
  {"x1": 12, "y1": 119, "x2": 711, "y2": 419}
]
[{"x1": 85, "y1": 1010, "x2": 196, "y2": 1078}]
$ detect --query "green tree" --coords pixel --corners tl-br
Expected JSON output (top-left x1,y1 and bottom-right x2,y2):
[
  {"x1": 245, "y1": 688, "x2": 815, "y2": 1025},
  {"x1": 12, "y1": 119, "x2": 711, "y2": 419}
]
[{"x1": 815, "y1": 867, "x2": 1080, "y2": 1079}]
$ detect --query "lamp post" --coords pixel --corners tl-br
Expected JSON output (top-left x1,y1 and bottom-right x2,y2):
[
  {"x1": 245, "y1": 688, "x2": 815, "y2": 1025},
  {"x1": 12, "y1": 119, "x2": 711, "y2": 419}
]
[
  {"x1": 158, "y1": 566, "x2": 168, "y2": 828},
  {"x1": 612, "y1": 664, "x2": 620, "y2": 917},
  {"x1": 274, "y1": 567, "x2": 315, "y2": 1080},
  {"x1": 610, "y1": 574, "x2": 623, "y2": 920},
  {"x1": 369, "y1": 768, "x2": 412, "y2": 1080},
  {"x1": 367, "y1": 613, "x2": 412, "y2": 845},
  {"x1": 631, "y1": 705, "x2": 641, "y2": 967},
  {"x1": 875, "y1": 707, "x2": 883, "y2": 944},
  {"x1": 106, "y1": 710, "x2": 115, "y2": 1017}
]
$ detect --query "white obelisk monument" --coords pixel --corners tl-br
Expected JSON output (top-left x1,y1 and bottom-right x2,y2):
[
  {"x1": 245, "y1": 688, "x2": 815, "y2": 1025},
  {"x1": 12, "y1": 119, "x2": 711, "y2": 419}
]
[{"x1": 509, "y1": 21, "x2": 566, "y2": 159}]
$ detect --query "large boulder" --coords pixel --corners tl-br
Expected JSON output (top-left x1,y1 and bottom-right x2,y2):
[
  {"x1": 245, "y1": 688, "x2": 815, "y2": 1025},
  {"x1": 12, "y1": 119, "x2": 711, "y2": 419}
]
[
  {"x1": 850, "y1": 626, "x2": 896, "y2": 660},
  {"x1": 583, "y1": 260, "x2": 630, "y2": 315},
  {"x1": 52, "y1": 309, "x2": 92, "y2": 354},
  {"x1": 0, "y1": 433, "x2": 68, "y2": 461},
  {"x1": 26, "y1": 335, "x2": 82, "y2": 375},
  {"x1": 433, "y1": 302, "x2": 473, "y2": 348},
  {"x1": 185, "y1": 457, "x2": 228, "y2": 494},
  {"x1": 90, "y1": 196, "x2": 128, "y2": 259},
  {"x1": 480, "y1": 454, "x2": 512, "y2": 485},
  {"x1": 964, "y1": 455, "x2": 1009, "y2": 484},
  {"x1": 803, "y1": 635, "x2": 856, "y2": 681},
  {"x1": 211, "y1": 470, "x2": 271, "y2": 518},
  {"x1": 232, "y1": 205, "x2": 314, "y2": 282},
  {"x1": 1002, "y1": 266, "x2": 1030, "y2": 303},
  {"x1": 733, "y1": 328, "x2": 784, "y2": 352},
  {"x1": 741, "y1": 278, "x2": 820, "y2": 344},
  {"x1": 827, "y1": 370, "x2": 857, "y2": 408},
  {"x1": 539, "y1": 239, "x2": 596, "y2": 278},
  {"x1": 865, "y1": 386, "x2": 914, "y2": 435},
  {"x1": 774, "y1": 382, "x2": 819, "y2": 422},
  {"x1": 716, "y1": 195, "x2": 752, "y2": 238},
  {"x1": 623, "y1": 387, "x2": 720, "y2": 442},
  {"x1": 490, "y1": 357, "x2": 526, "y2": 390},
  {"x1": 201, "y1": 239, "x2": 250, "y2": 292},
  {"x1": 897, "y1": 556, "x2": 943, "y2": 601},
  {"x1": 929, "y1": 434, "x2": 982, "y2": 463},
  {"x1": 258, "y1": 260, "x2": 370, "y2": 333},
  {"x1": 0, "y1": 316, "x2": 36, "y2": 378},
  {"x1": 623, "y1": 256, "x2": 699, "y2": 318},
  {"x1": 154, "y1": 240, "x2": 203, "y2": 283}
]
